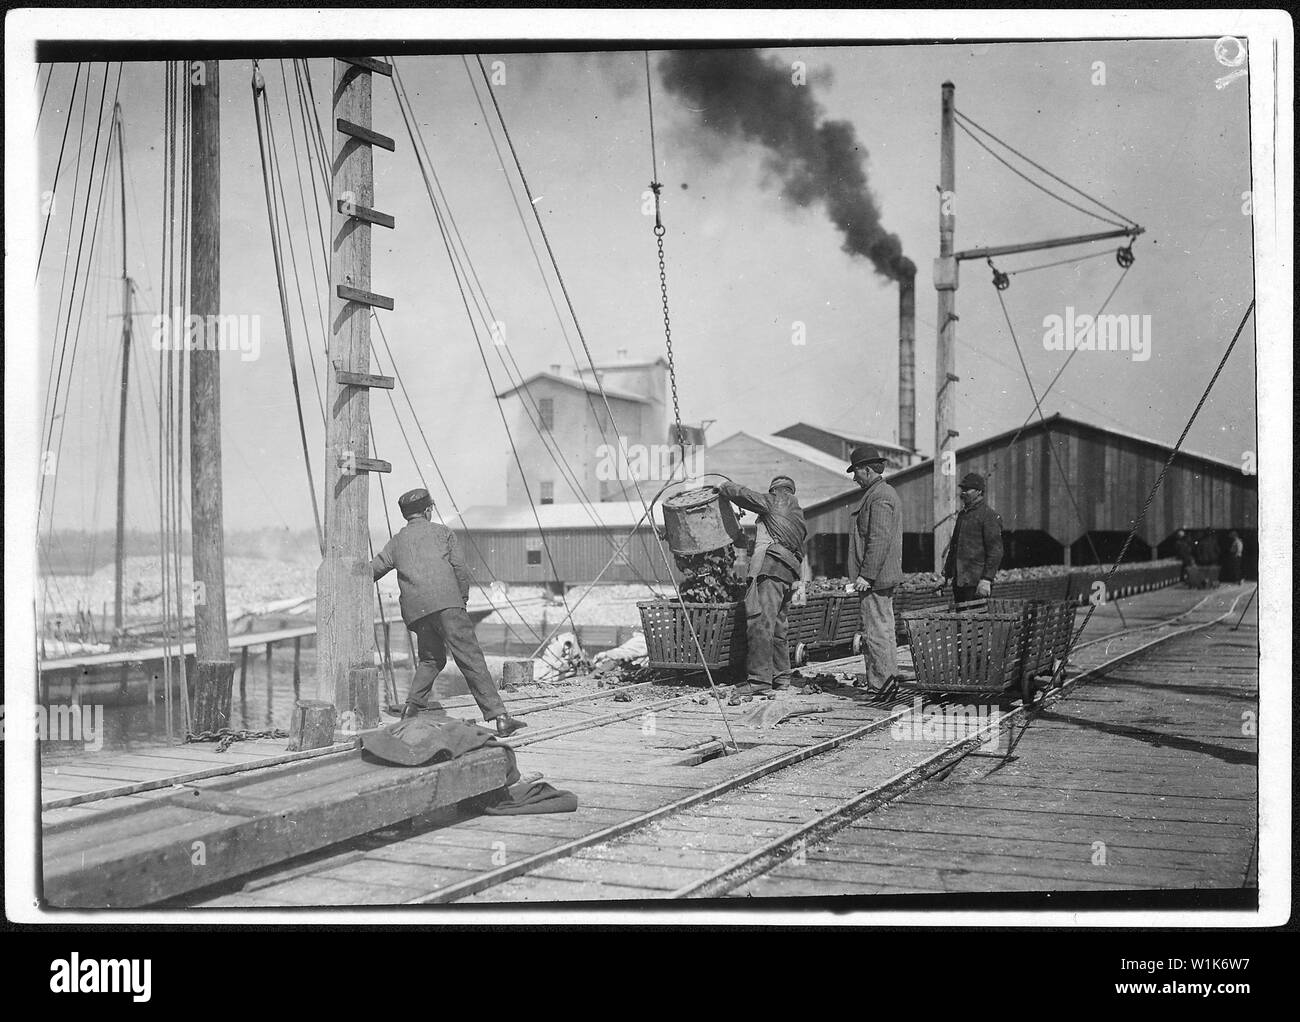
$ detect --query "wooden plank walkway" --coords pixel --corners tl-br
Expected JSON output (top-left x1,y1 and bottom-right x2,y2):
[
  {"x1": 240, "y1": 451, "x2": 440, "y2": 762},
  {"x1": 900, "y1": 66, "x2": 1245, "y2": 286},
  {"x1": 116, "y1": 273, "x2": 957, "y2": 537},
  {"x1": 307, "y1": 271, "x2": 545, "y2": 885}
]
[{"x1": 736, "y1": 591, "x2": 1258, "y2": 897}]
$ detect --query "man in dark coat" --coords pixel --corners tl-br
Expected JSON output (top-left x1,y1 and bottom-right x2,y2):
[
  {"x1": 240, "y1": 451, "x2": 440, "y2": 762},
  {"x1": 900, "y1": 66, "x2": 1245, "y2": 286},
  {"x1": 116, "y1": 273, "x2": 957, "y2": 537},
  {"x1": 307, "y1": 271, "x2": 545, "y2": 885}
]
[
  {"x1": 943, "y1": 472, "x2": 1004, "y2": 605},
  {"x1": 1195, "y1": 530, "x2": 1221, "y2": 567},
  {"x1": 718, "y1": 475, "x2": 807, "y2": 703},
  {"x1": 1223, "y1": 530, "x2": 1245, "y2": 583},
  {"x1": 371, "y1": 488, "x2": 525, "y2": 736},
  {"x1": 846, "y1": 446, "x2": 904, "y2": 704}
]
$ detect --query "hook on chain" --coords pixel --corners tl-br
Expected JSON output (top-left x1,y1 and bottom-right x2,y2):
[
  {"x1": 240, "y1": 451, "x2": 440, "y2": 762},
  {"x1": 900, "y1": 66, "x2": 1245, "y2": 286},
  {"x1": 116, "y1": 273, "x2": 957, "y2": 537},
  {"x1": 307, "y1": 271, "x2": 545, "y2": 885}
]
[
  {"x1": 988, "y1": 258, "x2": 1010, "y2": 291},
  {"x1": 1116, "y1": 244, "x2": 1135, "y2": 268}
]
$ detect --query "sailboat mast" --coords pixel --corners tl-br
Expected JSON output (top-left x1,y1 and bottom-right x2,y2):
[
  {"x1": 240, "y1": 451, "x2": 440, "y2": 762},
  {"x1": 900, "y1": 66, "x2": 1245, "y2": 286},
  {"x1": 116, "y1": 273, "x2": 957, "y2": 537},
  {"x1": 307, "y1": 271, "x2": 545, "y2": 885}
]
[
  {"x1": 112, "y1": 103, "x2": 131, "y2": 633},
  {"x1": 188, "y1": 60, "x2": 235, "y2": 732}
]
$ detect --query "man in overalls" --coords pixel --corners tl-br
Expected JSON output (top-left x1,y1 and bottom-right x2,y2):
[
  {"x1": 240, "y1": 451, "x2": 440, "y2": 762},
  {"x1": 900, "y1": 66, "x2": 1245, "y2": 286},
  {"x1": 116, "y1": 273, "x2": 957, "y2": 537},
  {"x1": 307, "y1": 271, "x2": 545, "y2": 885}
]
[{"x1": 718, "y1": 476, "x2": 808, "y2": 704}]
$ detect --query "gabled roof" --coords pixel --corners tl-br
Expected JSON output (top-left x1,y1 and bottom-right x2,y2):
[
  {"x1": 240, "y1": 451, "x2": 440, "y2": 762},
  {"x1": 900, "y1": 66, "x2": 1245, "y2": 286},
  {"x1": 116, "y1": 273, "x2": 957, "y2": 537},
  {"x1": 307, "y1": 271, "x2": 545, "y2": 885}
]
[
  {"x1": 752, "y1": 434, "x2": 858, "y2": 477},
  {"x1": 578, "y1": 357, "x2": 668, "y2": 372},
  {"x1": 494, "y1": 372, "x2": 648, "y2": 404}
]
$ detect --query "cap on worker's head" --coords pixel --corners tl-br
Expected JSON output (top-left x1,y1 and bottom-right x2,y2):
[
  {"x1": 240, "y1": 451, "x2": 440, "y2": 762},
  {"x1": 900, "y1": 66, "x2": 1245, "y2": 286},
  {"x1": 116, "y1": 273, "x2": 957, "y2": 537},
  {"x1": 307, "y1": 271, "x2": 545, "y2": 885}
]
[
  {"x1": 769, "y1": 475, "x2": 796, "y2": 493},
  {"x1": 958, "y1": 472, "x2": 986, "y2": 492},
  {"x1": 398, "y1": 487, "x2": 433, "y2": 518},
  {"x1": 846, "y1": 444, "x2": 887, "y2": 473}
]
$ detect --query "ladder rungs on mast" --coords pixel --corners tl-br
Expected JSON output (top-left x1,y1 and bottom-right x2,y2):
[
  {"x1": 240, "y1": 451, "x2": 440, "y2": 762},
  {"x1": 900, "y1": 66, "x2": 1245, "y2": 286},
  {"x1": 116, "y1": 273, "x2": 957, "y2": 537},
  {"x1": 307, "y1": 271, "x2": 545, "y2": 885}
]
[
  {"x1": 336, "y1": 118, "x2": 396, "y2": 152},
  {"x1": 336, "y1": 199, "x2": 395, "y2": 229},
  {"x1": 338, "y1": 56, "x2": 394, "y2": 78},
  {"x1": 336, "y1": 284, "x2": 395, "y2": 311},
  {"x1": 333, "y1": 362, "x2": 395, "y2": 390}
]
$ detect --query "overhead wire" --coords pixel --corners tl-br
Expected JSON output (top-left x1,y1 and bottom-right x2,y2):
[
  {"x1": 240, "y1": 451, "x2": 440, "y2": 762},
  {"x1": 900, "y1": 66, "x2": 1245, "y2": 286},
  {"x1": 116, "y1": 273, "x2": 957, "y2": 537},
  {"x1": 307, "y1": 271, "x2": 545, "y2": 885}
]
[{"x1": 36, "y1": 62, "x2": 83, "y2": 277}]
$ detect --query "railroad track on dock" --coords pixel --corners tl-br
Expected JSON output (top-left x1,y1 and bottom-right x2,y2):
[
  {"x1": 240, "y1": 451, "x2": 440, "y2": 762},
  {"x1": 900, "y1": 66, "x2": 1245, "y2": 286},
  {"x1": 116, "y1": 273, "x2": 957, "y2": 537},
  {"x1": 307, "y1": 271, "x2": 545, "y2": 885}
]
[{"x1": 400, "y1": 589, "x2": 1247, "y2": 904}]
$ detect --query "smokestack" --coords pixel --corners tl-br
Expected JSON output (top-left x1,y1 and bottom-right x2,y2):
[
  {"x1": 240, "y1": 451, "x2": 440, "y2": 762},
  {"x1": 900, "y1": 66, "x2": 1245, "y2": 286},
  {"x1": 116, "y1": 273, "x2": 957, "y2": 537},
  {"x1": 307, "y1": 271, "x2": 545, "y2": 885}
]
[{"x1": 898, "y1": 271, "x2": 916, "y2": 454}]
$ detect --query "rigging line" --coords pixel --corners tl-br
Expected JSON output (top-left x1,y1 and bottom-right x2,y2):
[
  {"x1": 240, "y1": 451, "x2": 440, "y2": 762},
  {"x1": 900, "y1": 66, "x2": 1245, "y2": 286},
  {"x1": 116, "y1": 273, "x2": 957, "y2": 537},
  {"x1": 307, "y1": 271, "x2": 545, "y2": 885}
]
[
  {"x1": 1062, "y1": 300, "x2": 1255, "y2": 654},
  {"x1": 390, "y1": 73, "x2": 663, "y2": 589},
  {"x1": 414, "y1": 142, "x2": 581, "y2": 632},
  {"x1": 644, "y1": 50, "x2": 659, "y2": 182},
  {"x1": 370, "y1": 314, "x2": 545, "y2": 644},
  {"x1": 994, "y1": 284, "x2": 1123, "y2": 590},
  {"x1": 36, "y1": 62, "x2": 55, "y2": 125},
  {"x1": 954, "y1": 119, "x2": 1129, "y2": 230},
  {"x1": 954, "y1": 108, "x2": 1139, "y2": 228},
  {"x1": 277, "y1": 58, "x2": 330, "y2": 415},
  {"x1": 42, "y1": 69, "x2": 122, "y2": 534},
  {"x1": 983, "y1": 265, "x2": 1131, "y2": 482},
  {"x1": 465, "y1": 53, "x2": 684, "y2": 589},
  {"x1": 458, "y1": 56, "x2": 615, "y2": 454},
  {"x1": 1007, "y1": 246, "x2": 1115, "y2": 276},
  {"x1": 366, "y1": 424, "x2": 414, "y2": 706},
  {"x1": 38, "y1": 61, "x2": 97, "y2": 470},
  {"x1": 261, "y1": 72, "x2": 327, "y2": 426},
  {"x1": 452, "y1": 63, "x2": 667, "y2": 581},
  {"x1": 473, "y1": 54, "x2": 734, "y2": 729},
  {"x1": 176, "y1": 67, "x2": 193, "y2": 736},
  {"x1": 36, "y1": 62, "x2": 83, "y2": 277},
  {"x1": 252, "y1": 64, "x2": 324, "y2": 552}
]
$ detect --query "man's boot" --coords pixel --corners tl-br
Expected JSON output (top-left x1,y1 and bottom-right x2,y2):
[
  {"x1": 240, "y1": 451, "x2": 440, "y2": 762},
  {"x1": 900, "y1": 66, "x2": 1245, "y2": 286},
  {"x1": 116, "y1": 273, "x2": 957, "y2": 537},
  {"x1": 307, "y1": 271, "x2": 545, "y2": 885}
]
[{"x1": 495, "y1": 713, "x2": 527, "y2": 738}]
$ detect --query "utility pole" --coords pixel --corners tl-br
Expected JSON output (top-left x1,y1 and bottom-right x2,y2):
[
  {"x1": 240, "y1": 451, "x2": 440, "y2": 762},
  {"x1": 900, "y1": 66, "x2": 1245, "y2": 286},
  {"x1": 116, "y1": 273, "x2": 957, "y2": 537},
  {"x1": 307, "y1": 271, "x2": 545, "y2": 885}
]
[
  {"x1": 112, "y1": 103, "x2": 131, "y2": 633},
  {"x1": 933, "y1": 82, "x2": 959, "y2": 572},
  {"x1": 316, "y1": 56, "x2": 395, "y2": 728},
  {"x1": 188, "y1": 60, "x2": 235, "y2": 732}
]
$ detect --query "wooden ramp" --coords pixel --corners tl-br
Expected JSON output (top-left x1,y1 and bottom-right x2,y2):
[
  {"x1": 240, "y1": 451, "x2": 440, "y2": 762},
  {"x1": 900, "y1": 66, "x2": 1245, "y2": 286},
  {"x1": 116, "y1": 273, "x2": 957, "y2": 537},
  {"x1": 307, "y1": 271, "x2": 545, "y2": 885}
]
[
  {"x1": 42, "y1": 744, "x2": 513, "y2": 908},
  {"x1": 737, "y1": 597, "x2": 1259, "y2": 897}
]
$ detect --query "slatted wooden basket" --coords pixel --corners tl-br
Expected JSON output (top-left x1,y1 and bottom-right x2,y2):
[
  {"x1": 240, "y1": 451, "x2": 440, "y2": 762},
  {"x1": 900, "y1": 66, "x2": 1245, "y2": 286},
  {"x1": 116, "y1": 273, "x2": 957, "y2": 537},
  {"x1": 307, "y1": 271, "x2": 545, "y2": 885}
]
[
  {"x1": 637, "y1": 600, "x2": 745, "y2": 670},
  {"x1": 988, "y1": 598, "x2": 1077, "y2": 678},
  {"x1": 902, "y1": 609, "x2": 1025, "y2": 694}
]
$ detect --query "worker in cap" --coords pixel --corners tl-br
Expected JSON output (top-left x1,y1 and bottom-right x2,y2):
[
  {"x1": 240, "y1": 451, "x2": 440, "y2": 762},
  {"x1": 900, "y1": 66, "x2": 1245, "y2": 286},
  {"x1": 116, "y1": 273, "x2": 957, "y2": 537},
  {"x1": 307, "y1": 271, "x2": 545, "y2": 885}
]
[
  {"x1": 372, "y1": 488, "x2": 526, "y2": 736},
  {"x1": 716, "y1": 474, "x2": 808, "y2": 703},
  {"x1": 942, "y1": 471, "x2": 1003, "y2": 606},
  {"x1": 846, "y1": 445, "x2": 904, "y2": 704}
]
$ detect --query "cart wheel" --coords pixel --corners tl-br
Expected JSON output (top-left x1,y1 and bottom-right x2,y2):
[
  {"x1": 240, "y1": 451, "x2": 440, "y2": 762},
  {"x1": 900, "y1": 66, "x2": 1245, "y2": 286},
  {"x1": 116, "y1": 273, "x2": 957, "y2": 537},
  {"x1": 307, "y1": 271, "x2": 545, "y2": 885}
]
[
  {"x1": 1020, "y1": 671, "x2": 1037, "y2": 705},
  {"x1": 793, "y1": 642, "x2": 807, "y2": 668},
  {"x1": 851, "y1": 633, "x2": 863, "y2": 656}
]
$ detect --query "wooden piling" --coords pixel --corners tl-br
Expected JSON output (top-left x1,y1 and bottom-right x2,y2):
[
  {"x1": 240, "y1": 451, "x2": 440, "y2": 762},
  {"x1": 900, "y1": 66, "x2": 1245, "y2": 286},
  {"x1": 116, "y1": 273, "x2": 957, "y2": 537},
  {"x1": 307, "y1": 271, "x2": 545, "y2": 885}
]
[
  {"x1": 191, "y1": 660, "x2": 234, "y2": 733},
  {"x1": 287, "y1": 699, "x2": 337, "y2": 752}
]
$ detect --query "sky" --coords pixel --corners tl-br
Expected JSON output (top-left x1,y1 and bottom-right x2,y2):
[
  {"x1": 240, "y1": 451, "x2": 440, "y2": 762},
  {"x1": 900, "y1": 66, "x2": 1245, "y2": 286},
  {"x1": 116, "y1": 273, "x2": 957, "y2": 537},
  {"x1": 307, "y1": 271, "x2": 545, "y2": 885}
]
[{"x1": 33, "y1": 39, "x2": 1259, "y2": 536}]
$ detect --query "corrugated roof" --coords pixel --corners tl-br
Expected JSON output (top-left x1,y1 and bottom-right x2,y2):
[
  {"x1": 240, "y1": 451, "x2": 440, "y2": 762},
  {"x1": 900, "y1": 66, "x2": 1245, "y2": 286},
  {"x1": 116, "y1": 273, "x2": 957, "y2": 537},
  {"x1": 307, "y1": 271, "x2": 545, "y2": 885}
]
[
  {"x1": 495, "y1": 372, "x2": 648, "y2": 404},
  {"x1": 453, "y1": 501, "x2": 656, "y2": 532}
]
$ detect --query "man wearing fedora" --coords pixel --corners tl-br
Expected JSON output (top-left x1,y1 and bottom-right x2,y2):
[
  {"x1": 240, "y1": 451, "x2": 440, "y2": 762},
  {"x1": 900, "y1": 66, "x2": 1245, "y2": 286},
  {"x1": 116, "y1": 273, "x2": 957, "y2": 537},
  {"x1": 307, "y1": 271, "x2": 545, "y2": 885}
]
[
  {"x1": 846, "y1": 446, "x2": 904, "y2": 704},
  {"x1": 718, "y1": 475, "x2": 808, "y2": 704},
  {"x1": 943, "y1": 472, "x2": 1004, "y2": 606},
  {"x1": 372, "y1": 488, "x2": 526, "y2": 737}
]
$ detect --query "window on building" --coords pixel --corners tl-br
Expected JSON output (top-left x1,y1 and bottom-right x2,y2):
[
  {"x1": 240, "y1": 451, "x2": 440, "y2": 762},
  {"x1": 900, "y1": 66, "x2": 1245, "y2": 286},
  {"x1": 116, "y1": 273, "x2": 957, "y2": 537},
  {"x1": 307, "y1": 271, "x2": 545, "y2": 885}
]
[
  {"x1": 539, "y1": 481, "x2": 554, "y2": 505},
  {"x1": 526, "y1": 536, "x2": 542, "y2": 566},
  {"x1": 538, "y1": 397, "x2": 554, "y2": 430},
  {"x1": 526, "y1": 549, "x2": 543, "y2": 566}
]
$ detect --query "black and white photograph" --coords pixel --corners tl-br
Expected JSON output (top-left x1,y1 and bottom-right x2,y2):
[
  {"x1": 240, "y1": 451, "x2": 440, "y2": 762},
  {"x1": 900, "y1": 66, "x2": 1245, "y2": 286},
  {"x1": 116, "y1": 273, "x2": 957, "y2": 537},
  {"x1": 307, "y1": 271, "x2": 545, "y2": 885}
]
[{"x1": 5, "y1": 10, "x2": 1290, "y2": 934}]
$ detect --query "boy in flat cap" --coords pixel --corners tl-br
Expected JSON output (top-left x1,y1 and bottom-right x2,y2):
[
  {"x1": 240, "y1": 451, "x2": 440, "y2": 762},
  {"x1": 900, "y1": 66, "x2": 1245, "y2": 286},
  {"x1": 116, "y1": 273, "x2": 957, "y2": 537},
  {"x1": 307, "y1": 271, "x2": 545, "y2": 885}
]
[
  {"x1": 943, "y1": 472, "x2": 1004, "y2": 606},
  {"x1": 718, "y1": 475, "x2": 808, "y2": 703},
  {"x1": 372, "y1": 488, "x2": 526, "y2": 737}
]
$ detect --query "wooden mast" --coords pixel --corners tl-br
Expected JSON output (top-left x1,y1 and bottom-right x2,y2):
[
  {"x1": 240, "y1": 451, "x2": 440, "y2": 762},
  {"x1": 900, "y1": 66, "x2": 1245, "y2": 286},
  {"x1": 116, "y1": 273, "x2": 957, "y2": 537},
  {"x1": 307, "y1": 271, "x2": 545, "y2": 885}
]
[
  {"x1": 316, "y1": 56, "x2": 394, "y2": 727},
  {"x1": 188, "y1": 60, "x2": 235, "y2": 732},
  {"x1": 111, "y1": 102, "x2": 131, "y2": 633},
  {"x1": 933, "y1": 82, "x2": 958, "y2": 572}
]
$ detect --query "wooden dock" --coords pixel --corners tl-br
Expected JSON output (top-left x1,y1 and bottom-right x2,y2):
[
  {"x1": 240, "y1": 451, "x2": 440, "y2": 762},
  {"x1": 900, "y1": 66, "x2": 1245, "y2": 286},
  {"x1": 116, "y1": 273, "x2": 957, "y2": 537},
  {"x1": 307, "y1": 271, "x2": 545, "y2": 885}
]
[{"x1": 123, "y1": 583, "x2": 1258, "y2": 908}]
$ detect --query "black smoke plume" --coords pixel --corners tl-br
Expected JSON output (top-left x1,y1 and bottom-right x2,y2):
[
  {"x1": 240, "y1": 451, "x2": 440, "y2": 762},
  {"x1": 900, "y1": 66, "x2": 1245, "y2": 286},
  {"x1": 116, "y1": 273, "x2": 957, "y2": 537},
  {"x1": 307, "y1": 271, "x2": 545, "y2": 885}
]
[{"x1": 659, "y1": 49, "x2": 915, "y2": 282}]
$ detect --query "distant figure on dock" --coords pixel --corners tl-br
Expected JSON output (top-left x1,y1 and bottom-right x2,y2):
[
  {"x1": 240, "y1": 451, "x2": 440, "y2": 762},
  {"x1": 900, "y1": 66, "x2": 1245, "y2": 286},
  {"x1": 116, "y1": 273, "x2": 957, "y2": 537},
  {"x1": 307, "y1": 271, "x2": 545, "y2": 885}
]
[
  {"x1": 846, "y1": 446, "x2": 904, "y2": 705},
  {"x1": 371, "y1": 488, "x2": 526, "y2": 737},
  {"x1": 1223, "y1": 530, "x2": 1245, "y2": 583},
  {"x1": 718, "y1": 475, "x2": 807, "y2": 704},
  {"x1": 1174, "y1": 529, "x2": 1194, "y2": 580},
  {"x1": 943, "y1": 472, "x2": 1004, "y2": 606}
]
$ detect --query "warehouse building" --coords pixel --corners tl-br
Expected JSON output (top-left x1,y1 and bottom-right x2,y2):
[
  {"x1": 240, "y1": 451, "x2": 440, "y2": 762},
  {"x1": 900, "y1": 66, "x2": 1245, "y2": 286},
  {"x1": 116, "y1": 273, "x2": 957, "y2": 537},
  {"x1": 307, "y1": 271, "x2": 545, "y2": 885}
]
[{"x1": 456, "y1": 413, "x2": 1257, "y2": 585}]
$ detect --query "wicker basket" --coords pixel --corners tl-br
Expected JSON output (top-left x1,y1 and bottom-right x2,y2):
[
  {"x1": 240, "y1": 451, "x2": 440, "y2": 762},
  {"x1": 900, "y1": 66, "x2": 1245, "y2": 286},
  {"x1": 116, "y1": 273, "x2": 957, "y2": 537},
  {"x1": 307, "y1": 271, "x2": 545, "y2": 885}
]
[
  {"x1": 988, "y1": 598, "x2": 1077, "y2": 678},
  {"x1": 638, "y1": 600, "x2": 745, "y2": 670},
  {"x1": 786, "y1": 596, "x2": 829, "y2": 645},
  {"x1": 902, "y1": 609, "x2": 1025, "y2": 694},
  {"x1": 894, "y1": 586, "x2": 949, "y2": 643}
]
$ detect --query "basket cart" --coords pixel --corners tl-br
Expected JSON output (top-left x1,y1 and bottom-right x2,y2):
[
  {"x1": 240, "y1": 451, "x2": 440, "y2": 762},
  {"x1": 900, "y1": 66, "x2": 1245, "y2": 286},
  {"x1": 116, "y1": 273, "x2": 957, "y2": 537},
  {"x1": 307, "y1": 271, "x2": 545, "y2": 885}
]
[
  {"x1": 806, "y1": 592, "x2": 861, "y2": 658},
  {"x1": 891, "y1": 585, "x2": 950, "y2": 646},
  {"x1": 1185, "y1": 565, "x2": 1220, "y2": 589},
  {"x1": 637, "y1": 600, "x2": 746, "y2": 679},
  {"x1": 901, "y1": 607, "x2": 1027, "y2": 700},
  {"x1": 785, "y1": 594, "x2": 830, "y2": 667},
  {"x1": 987, "y1": 598, "x2": 1079, "y2": 700}
]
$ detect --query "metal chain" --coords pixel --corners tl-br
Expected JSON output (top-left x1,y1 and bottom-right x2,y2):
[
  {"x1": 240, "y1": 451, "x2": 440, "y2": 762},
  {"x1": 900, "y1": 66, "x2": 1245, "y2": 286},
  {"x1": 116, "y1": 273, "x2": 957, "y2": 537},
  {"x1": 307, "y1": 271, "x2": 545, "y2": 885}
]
[
  {"x1": 186, "y1": 727, "x2": 289, "y2": 753},
  {"x1": 653, "y1": 190, "x2": 687, "y2": 465}
]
